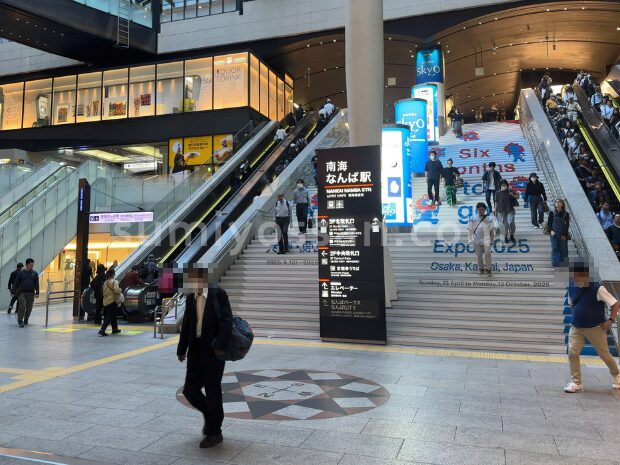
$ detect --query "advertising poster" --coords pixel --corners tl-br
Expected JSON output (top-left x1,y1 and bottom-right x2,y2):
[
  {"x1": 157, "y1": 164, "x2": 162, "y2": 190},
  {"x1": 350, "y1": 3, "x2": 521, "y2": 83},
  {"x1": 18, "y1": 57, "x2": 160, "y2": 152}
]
[
  {"x1": 412, "y1": 84, "x2": 438, "y2": 143},
  {"x1": 381, "y1": 126, "x2": 413, "y2": 226},
  {"x1": 213, "y1": 55, "x2": 248, "y2": 109},
  {"x1": 316, "y1": 145, "x2": 386, "y2": 344},
  {"x1": 394, "y1": 98, "x2": 429, "y2": 174},
  {"x1": 213, "y1": 134, "x2": 234, "y2": 164},
  {"x1": 1, "y1": 90, "x2": 23, "y2": 130},
  {"x1": 168, "y1": 136, "x2": 213, "y2": 174},
  {"x1": 415, "y1": 48, "x2": 445, "y2": 84}
]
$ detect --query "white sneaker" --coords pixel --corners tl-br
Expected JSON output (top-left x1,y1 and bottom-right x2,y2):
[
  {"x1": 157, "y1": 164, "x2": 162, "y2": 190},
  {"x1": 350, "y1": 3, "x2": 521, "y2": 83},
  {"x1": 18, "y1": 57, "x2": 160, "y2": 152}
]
[
  {"x1": 612, "y1": 374, "x2": 620, "y2": 390},
  {"x1": 564, "y1": 382, "x2": 584, "y2": 393}
]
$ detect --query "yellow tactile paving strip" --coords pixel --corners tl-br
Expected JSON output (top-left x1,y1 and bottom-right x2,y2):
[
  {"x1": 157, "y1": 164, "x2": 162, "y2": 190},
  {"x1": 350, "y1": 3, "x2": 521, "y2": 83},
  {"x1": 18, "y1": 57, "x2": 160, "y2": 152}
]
[{"x1": 0, "y1": 337, "x2": 607, "y2": 394}]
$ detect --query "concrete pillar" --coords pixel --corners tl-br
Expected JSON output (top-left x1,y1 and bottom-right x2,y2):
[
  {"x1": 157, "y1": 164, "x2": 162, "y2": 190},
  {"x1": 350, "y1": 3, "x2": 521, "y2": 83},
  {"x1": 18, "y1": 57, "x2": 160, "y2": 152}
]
[{"x1": 345, "y1": 0, "x2": 384, "y2": 147}]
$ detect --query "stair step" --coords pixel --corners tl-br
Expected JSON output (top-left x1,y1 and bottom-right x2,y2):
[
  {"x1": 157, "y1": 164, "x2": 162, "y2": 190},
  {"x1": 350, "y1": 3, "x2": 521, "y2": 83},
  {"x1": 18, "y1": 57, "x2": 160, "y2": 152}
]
[
  {"x1": 385, "y1": 335, "x2": 565, "y2": 354},
  {"x1": 386, "y1": 317, "x2": 562, "y2": 333}
]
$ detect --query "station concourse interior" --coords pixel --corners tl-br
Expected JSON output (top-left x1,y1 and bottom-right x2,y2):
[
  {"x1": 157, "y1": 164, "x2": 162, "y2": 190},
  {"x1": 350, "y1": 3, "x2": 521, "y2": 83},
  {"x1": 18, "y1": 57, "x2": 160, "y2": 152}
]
[{"x1": 0, "y1": 1, "x2": 619, "y2": 464}]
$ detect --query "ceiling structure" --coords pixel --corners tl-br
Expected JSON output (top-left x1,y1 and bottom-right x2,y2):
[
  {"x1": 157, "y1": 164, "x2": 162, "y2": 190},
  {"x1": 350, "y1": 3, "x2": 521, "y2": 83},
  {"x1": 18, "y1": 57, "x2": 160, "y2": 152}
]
[{"x1": 264, "y1": 1, "x2": 620, "y2": 121}]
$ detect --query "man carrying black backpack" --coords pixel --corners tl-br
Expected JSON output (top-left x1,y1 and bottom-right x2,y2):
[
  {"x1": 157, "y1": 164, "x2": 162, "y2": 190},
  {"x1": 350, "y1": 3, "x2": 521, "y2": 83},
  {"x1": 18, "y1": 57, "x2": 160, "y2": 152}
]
[{"x1": 177, "y1": 266, "x2": 232, "y2": 449}]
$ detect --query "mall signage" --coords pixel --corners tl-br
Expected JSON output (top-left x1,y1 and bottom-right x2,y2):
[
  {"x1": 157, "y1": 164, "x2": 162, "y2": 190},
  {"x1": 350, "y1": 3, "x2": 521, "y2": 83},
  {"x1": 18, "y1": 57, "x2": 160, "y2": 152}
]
[
  {"x1": 316, "y1": 146, "x2": 386, "y2": 344},
  {"x1": 394, "y1": 98, "x2": 429, "y2": 174},
  {"x1": 412, "y1": 84, "x2": 439, "y2": 143},
  {"x1": 88, "y1": 211, "x2": 154, "y2": 224},
  {"x1": 415, "y1": 48, "x2": 445, "y2": 84},
  {"x1": 381, "y1": 125, "x2": 413, "y2": 226}
]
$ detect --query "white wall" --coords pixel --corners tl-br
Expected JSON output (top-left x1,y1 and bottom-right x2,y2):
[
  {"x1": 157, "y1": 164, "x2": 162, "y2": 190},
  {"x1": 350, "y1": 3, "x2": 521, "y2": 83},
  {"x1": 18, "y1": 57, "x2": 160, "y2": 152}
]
[
  {"x1": 0, "y1": 41, "x2": 80, "y2": 78},
  {"x1": 159, "y1": 0, "x2": 524, "y2": 53}
]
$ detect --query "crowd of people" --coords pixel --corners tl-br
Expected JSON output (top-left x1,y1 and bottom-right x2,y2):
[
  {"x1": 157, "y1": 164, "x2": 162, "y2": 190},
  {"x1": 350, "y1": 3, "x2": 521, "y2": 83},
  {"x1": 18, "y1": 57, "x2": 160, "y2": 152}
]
[{"x1": 541, "y1": 71, "x2": 620, "y2": 260}]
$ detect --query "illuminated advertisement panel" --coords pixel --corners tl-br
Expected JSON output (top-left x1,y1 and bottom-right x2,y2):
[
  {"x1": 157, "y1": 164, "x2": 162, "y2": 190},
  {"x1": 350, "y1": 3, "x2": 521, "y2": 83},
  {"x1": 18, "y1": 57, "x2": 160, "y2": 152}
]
[
  {"x1": 381, "y1": 126, "x2": 413, "y2": 226},
  {"x1": 394, "y1": 98, "x2": 428, "y2": 174}
]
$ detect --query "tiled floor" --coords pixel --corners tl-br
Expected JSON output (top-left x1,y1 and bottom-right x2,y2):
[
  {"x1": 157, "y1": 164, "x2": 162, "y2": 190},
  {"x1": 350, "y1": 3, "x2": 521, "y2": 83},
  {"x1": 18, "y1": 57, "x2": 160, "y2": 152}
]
[{"x1": 1, "y1": 305, "x2": 620, "y2": 464}]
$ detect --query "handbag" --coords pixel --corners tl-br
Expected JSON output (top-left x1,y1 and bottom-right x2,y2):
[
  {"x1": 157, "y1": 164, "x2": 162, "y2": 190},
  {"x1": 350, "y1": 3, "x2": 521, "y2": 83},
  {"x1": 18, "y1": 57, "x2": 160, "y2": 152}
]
[
  {"x1": 307, "y1": 214, "x2": 314, "y2": 229},
  {"x1": 456, "y1": 177, "x2": 464, "y2": 189},
  {"x1": 107, "y1": 281, "x2": 125, "y2": 305},
  {"x1": 543, "y1": 202, "x2": 550, "y2": 213},
  {"x1": 543, "y1": 223, "x2": 551, "y2": 235}
]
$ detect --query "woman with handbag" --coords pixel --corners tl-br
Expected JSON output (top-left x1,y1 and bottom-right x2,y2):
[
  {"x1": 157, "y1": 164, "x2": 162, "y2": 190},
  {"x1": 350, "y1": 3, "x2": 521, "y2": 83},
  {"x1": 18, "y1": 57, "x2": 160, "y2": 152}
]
[
  {"x1": 547, "y1": 199, "x2": 570, "y2": 268},
  {"x1": 99, "y1": 268, "x2": 123, "y2": 336}
]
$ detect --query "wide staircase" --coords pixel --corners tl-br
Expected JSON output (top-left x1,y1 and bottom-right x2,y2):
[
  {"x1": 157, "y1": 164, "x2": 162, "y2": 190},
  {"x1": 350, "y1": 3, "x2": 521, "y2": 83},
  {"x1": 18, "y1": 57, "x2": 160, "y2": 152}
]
[
  {"x1": 387, "y1": 122, "x2": 569, "y2": 353},
  {"x1": 221, "y1": 187, "x2": 320, "y2": 339}
]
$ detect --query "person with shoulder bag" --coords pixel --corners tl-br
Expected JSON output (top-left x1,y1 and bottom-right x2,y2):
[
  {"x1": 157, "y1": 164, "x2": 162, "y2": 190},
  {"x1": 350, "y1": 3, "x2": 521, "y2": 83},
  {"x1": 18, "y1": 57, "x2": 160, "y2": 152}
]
[
  {"x1": 468, "y1": 202, "x2": 495, "y2": 276},
  {"x1": 99, "y1": 268, "x2": 123, "y2": 336},
  {"x1": 548, "y1": 199, "x2": 570, "y2": 268}
]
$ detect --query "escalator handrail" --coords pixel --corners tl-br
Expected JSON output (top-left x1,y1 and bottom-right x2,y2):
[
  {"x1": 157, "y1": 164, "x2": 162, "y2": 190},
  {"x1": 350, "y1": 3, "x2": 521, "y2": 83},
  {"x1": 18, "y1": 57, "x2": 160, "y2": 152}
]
[
  {"x1": 113, "y1": 121, "x2": 278, "y2": 280},
  {"x1": 172, "y1": 113, "x2": 320, "y2": 266},
  {"x1": 196, "y1": 110, "x2": 347, "y2": 279}
]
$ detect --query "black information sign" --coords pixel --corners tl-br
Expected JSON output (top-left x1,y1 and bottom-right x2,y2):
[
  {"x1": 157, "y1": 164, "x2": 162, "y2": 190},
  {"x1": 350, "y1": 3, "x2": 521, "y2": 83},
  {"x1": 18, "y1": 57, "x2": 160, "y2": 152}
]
[
  {"x1": 316, "y1": 145, "x2": 386, "y2": 344},
  {"x1": 73, "y1": 178, "x2": 90, "y2": 321}
]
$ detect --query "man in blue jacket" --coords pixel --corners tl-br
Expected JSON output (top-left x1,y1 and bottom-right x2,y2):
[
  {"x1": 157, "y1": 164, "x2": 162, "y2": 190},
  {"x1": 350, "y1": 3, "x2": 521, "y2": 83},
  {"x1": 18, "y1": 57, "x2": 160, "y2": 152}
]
[
  {"x1": 11, "y1": 258, "x2": 39, "y2": 327},
  {"x1": 565, "y1": 262, "x2": 620, "y2": 393}
]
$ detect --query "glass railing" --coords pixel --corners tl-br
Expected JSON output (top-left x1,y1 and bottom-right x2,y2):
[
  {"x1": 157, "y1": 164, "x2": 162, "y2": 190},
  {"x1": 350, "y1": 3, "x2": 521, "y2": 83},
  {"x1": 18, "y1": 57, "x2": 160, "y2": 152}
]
[
  {"x1": 0, "y1": 161, "x2": 63, "y2": 212},
  {"x1": 72, "y1": 0, "x2": 153, "y2": 27},
  {"x1": 0, "y1": 165, "x2": 35, "y2": 198}
]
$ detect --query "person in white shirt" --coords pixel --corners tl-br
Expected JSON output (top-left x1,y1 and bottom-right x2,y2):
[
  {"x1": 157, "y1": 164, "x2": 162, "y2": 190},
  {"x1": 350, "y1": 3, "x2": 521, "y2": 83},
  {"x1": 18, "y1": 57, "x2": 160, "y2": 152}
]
[
  {"x1": 323, "y1": 99, "x2": 335, "y2": 117},
  {"x1": 274, "y1": 126, "x2": 287, "y2": 142},
  {"x1": 590, "y1": 88, "x2": 603, "y2": 109},
  {"x1": 468, "y1": 202, "x2": 495, "y2": 276},
  {"x1": 600, "y1": 100, "x2": 614, "y2": 123}
]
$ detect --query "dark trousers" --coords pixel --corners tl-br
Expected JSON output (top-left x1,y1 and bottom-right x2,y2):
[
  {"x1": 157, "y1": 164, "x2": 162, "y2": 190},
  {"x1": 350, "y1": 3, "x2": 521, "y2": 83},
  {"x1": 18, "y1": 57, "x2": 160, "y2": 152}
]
[
  {"x1": 183, "y1": 344, "x2": 226, "y2": 436},
  {"x1": 94, "y1": 297, "x2": 103, "y2": 324},
  {"x1": 485, "y1": 189, "x2": 496, "y2": 212},
  {"x1": 100, "y1": 303, "x2": 119, "y2": 332},
  {"x1": 17, "y1": 293, "x2": 34, "y2": 324},
  {"x1": 8, "y1": 294, "x2": 17, "y2": 309},
  {"x1": 276, "y1": 217, "x2": 290, "y2": 253},
  {"x1": 529, "y1": 194, "x2": 545, "y2": 226},
  {"x1": 427, "y1": 177, "x2": 440, "y2": 202},
  {"x1": 296, "y1": 203, "x2": 308, "y2": 233}
]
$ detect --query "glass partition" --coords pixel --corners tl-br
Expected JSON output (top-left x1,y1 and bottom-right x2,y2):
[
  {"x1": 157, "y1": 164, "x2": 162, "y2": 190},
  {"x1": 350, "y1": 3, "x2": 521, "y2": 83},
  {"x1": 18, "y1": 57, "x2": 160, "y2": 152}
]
[
  {"x1": 213, "y1": 52, "x2": 248, "y2": 110},
  {"x1": 184, "y1": 57, "x2": 213, "y2": 112},
  {"x1": 0, "y1": 82, "x2": 24, "y2": 130},
  {"x1": 24, "y1": 79, "x2": 52, "y2": 128},
  {"x1": 285, "y1": 84, "x2": 293, "y2": 117},
  {"x1": 268, "y1": 70, "x2": 277, "y2": 120},
  {"x1": 250, "y1": 54, "x2": 260, "y2": 112},
  {"x1": 185, "y1": 0, "x2": 197, "y2": 18},
  {"x1": 157, "y1": 61, "x2": 183, "y2": 115},
  {"x1": 52, "y1": 75, "x2": 77, "y2": 126},
  {"x1": 259, "y1": 63, "x2": 269, "y2": 117},
  {"x1": 77, "y1": 72, "x2": 102, "y2": 123},
  {"x1": 129, "y1": 65, "x2": 155, "y2": 118},
  {"x1": 103, "y1": 68, "x2": 128, "y2": 120}
]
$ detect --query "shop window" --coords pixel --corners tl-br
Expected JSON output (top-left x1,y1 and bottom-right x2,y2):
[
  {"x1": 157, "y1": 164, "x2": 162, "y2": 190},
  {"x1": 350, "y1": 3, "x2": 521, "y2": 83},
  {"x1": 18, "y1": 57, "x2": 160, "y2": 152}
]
[
  {"x1": 103, "y1": 68, "x2": 128, "y2": 120},
  {"x1": 185, "y1": 0, "x2": 197, "y2": 18},
  {"x1": 184, "y1": 57, "x2": 213, "y2": 112},
  {"x1": 277, "y1": 77, "x2": 284, "y2": 121},
  {"x1": 259, "y1": 63, "x2": 269, "y2": 117},
  {"x1": 268, "y1": 70, "x2": 277, "y2": 120},
  {"x1": 210, "y1": 0, "x2": 223, "y2": 14},
  {"x1": 285, "y1": 84, "x2": 293, "y2": 118},
  {"x1": 249, "y1": 54, "x2": 260, "y2": 112},
  {"x1": 77, "y1": 72, "x2": 102, "y2": 123},
  {"x1": 156, "y1": 61, "x2": 184, "y2": 115},
  {"x1": 161, "y1": 0, "x2": 172, "y2": 22},
  {"x1": 0, "y1": 82, "x2": 24, "y2": 130},
  {"x1": 24, "y1": 79, "x2": 52, "y2": 128},
  {"x1": 213, "y1": 53, "x2": 248, "y2": 110},
  {"x1": 129, "y1": 65, "x2": 155, "y2": 118},
  {"x1": 52, "y1": 75, "x2": 77, "y2": 126}
]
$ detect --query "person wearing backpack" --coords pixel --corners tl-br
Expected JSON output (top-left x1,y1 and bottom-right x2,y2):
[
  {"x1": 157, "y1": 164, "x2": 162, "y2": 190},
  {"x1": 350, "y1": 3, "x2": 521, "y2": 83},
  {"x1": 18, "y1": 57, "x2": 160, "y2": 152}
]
[
  {"x1": 98, "y1": 269, "x2": 122, "y2": 337},
  {"x1": 274, "y1": 193, "x2": 292, "y2": 254},
  {"x1": 293, "y1": 179, "x2": 310, "y2": 234},
  {"x1": 177, "y1": 266, "x2": 232, "y2": 449}
]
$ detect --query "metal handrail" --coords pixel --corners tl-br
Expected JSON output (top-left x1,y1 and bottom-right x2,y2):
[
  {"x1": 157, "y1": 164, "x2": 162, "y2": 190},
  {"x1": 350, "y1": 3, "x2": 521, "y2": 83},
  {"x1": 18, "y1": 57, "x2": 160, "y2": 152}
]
[
  {"x1": 45, "y1": 289, "x2": 81, "y2": 327},
  {"x1": 154, "y1": 295, "x2": 181, "y2": 339}
]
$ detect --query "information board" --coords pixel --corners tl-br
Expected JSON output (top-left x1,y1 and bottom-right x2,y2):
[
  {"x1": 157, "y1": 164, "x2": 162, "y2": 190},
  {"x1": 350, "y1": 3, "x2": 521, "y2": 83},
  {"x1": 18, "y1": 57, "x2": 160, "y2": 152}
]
[{"x1": 316, "y1": 146, "x2": 386, "y2": 344}]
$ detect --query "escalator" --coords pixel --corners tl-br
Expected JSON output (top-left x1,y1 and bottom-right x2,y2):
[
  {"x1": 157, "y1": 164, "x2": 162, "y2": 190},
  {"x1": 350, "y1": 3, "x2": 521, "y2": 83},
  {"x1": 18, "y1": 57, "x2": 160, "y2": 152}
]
[{"x1": 114, "y1": 116, "x2": 317, "y2": 290}]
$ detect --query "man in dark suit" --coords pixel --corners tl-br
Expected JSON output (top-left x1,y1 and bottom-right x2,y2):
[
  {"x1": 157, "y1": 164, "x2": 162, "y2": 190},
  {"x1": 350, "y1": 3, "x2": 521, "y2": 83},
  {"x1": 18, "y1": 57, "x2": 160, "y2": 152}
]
[
  {"x1": 177, "y1": 267, "x2": 232, "y2": 449},
  {"x1": 7, "y1": 262, "x2": 23, "y2": 314}
]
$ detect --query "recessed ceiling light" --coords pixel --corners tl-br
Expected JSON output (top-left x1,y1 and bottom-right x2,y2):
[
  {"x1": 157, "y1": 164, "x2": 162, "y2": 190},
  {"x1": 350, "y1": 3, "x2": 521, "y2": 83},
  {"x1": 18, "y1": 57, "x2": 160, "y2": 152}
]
[
  {"x1": 546, "y1": 9, "x2": 550, "y2": 12},
  {"x1": 437, "y1": 41, "x2": 441, "y2": 44},
  {"x1": 564, "y1": 7, "x2": 567, "y2": 10},
  {"x1": 333, "y1": 39, "x2": 336, "y2": 42},
  {"x1": 388, "y1": 37, "x2": 392, "y2": 40},
  {"x1": 478, "y1": 21, "x2": 482, "y2": 25},
  {"x1": 494, "y1": 17, "x2": 498, "y2": 20},
  {"x1": 447, "y1": 50, "x2": 450, "y2": 53},
  {"x1": 306, "y1": 44, "x2": 310, "y2": 47},
  {"x1": 319, "y1": 41, "x2": 323, "y2": 45},
  {"x1": 463, "y1": 26, "x2": 467, "y2": 29}
]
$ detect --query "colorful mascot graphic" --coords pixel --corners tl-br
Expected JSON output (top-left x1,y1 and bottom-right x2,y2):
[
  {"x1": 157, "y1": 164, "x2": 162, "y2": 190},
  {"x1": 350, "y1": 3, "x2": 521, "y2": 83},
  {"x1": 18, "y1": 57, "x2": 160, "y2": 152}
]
[
  {"x1": 462, "y1": 131, "x2": 480, "y2": 141},
  {"x1": 413, "y1": 194, "x2": 440, "y2": 225},
  {"x1": 504, "y1": 143, "x2": 526, "y2": 163}
]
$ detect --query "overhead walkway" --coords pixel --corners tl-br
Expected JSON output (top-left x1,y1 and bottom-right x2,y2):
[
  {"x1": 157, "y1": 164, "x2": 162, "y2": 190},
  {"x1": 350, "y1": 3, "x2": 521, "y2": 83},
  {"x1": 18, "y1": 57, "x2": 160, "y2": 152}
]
[{"x1": 0, "y1": 160, "x2": 120, "y2": 305}]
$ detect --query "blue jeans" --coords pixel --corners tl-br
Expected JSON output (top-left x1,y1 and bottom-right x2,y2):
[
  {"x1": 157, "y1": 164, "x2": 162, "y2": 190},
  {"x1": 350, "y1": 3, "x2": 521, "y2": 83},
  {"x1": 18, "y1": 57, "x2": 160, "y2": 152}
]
[{"x1": 550, "y1": 235, "x2": 568, "y2": 267}]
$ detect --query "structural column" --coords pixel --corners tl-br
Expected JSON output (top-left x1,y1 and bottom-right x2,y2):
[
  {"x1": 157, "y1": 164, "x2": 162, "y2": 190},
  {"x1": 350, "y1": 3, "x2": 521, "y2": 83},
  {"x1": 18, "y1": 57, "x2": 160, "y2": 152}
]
[{"x1": 345, "y1": 0, "x2": 384, "y2": 147}]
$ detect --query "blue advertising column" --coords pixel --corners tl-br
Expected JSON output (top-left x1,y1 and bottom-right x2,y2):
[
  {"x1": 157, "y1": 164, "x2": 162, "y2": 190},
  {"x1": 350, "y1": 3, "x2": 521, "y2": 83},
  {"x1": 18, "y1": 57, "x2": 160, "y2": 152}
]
[
  {"x1": 415, "y1": 48, "x2": 446, "y2": 136},
  {"x1": 381, "y1": 125, "x2": 413, "y2": 226},
  {"x1": 394, "y1": 98, "x2": 428, "y2": 175},
  {"x1": 412, "y1": 84, "x2": 438, "y2": 144}
]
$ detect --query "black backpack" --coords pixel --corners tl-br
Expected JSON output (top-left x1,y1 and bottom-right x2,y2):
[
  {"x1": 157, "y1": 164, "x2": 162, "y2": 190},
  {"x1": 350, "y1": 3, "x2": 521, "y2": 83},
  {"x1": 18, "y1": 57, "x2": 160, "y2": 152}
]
[{"x1": 211, "y1": 289, "x2": 254, "y2": 362}]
